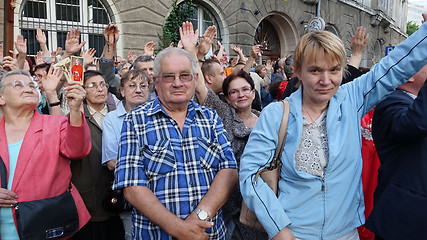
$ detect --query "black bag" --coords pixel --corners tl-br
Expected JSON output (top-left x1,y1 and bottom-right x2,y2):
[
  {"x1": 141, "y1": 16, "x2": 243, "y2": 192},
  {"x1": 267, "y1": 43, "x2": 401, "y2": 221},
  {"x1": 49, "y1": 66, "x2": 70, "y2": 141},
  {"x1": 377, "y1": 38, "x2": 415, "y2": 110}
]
[
  {"x1": 0, "y1": 156, "x2": 79, "y2": 239},
  {"x1": 102, "y1": 186, "x2": 131, "y2": 214},
  {"x1": 15, "y1": 187, "x2": 80, "y2": 239}
]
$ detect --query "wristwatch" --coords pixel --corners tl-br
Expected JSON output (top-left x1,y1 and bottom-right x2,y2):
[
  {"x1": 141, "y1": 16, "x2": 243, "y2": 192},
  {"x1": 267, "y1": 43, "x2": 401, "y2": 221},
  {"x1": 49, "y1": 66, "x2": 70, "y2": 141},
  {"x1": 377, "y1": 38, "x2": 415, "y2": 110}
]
[{"x1": 194, "y1": 208, "x2": 210, "y2": 221}]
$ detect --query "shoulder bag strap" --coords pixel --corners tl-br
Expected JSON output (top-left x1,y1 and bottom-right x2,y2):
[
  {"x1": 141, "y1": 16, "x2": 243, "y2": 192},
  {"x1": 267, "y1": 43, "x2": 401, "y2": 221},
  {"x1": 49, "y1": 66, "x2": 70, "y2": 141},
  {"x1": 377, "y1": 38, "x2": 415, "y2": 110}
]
[
  {"x1": 0, "y1": 155, "x2": 7, "y2": 189},
  {"x1": 254, "y1": 100, "x2": 290, "y2": 181}
]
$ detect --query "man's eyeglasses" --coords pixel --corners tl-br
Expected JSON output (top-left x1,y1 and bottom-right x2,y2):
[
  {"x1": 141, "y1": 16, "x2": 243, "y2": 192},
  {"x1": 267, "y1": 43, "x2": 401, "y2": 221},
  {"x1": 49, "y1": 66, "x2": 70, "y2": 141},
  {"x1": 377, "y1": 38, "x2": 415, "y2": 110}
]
[
  {"x1": 1, "y1": 80, "x2": 38, "y2": 91},
  {"x1": 228, "y1": 86, "x2": 253, "y2": 97},
  {"x1": 159, "y1": 73, "x2": 194, "y2": 83},
  {"x1": 85, "y1": 82, "x2": 109, "y2": 90},
  {"x1": 125, "y1": 83, "x2": 148, "y2": 91}
]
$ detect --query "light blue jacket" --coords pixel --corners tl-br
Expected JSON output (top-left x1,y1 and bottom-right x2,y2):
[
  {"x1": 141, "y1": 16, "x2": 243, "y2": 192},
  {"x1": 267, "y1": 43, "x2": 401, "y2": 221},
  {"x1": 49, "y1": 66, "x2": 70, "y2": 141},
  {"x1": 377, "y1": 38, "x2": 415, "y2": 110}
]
[{"x1": 239, "y1": 22, "x2": 427, "y2": 240}]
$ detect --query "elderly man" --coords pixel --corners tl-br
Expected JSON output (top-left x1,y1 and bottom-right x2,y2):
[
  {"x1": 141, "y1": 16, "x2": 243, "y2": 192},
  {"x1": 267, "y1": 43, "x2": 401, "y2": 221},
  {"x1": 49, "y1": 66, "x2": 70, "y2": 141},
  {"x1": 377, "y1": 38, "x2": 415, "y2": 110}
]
[{"x1": 113, "y1": 47, "x2": 238, "y2": 239}]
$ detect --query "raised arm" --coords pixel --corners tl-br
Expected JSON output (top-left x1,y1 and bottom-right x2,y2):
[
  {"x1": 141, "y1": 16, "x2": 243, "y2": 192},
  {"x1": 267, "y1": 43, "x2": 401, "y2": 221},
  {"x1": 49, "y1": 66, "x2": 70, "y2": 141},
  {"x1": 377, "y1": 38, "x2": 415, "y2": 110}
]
[
  {"x1": 243, "y1": 45, "x2": 262, "y2": 73},
  {"x1": 15, "y1": 35, "x2": 27, "y2": 70},
  {"x1": 179, "y1": 21, "x2": 210, "y2": 105},
  {"x1": 99, "y1": 24, "x2": 120, "y2": 96},
  {"x1": 36, "y1": 28, "x2": 50, "y2": 57},
  {"x1": 42, "y1": 66, "x2": 64, "y2": 115}
]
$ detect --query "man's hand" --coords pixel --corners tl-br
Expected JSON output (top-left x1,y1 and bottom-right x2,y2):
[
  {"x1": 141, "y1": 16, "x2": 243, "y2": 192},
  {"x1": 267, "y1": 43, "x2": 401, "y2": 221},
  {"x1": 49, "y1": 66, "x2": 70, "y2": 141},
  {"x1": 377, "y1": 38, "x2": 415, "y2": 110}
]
[
  {"x1": 65, "y1": 29, "x2": 86, "y2": 56},
  {"x1": 197, "y1": 25, "x2": 216, "y2": 59},
  {"x1": 0, "y1": 188, "x2": 18, "y2": 208},
  {"x1": 272, "y1": 227, "x2": 295, "y2": 240},
  {"x1": 144, "y1": 41, "x2": 155, "y2": 57},
  {"x1": 179, "y1": 21, "x2": 199, "y2": 55},
  {"x1": 15, "y1": 35, "x2": 27, "y2": 55},
  {"x1": 175, "y1": 212, "x2": 213, "y2": 240},
  {"x1": 104, "y1": 23, "x2": 120, "y2": 46}
]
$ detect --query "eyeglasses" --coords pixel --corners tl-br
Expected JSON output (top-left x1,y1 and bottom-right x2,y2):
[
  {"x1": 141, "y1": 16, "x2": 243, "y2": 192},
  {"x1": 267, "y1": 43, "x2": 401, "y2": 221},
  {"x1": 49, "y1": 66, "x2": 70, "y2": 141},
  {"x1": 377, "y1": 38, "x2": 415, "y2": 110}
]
[
  {"x1": 85, "y1": 82, "x2": 109, "y2": 90},
  {"x1": 228, "y1": 86, "x2": 253, "y2": 97},
  {"x1": 125, "y1": 83, "x2": 148, "y2": 91},
  {"x1": 33, "y1": 74, "x2": 43, "y2": 80},
  {"x1": 1, "y1": 80, "x2": 38, "y2": 91},
  {"x1": 159, "y1": 73, "x2": 194, "y2": 83}
]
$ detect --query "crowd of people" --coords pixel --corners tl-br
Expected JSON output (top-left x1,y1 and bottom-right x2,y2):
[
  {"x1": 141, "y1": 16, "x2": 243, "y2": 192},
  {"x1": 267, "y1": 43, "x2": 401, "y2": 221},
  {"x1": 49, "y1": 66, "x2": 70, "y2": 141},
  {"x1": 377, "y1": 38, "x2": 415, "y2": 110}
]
[{"x1": 0, "y1": 12, "x2": 426, "y2": 240}]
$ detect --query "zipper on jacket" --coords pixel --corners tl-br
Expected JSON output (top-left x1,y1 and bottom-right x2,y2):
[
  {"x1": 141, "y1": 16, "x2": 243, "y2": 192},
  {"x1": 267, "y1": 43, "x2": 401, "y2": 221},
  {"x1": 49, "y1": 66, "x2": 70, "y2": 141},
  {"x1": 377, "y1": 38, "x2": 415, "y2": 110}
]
[
  {"x1": 320, "y1": 174, "x2": 327, "y2": 239},
  {"x1": 321, "y1": 177, "x2": 325, "y2": 191}
]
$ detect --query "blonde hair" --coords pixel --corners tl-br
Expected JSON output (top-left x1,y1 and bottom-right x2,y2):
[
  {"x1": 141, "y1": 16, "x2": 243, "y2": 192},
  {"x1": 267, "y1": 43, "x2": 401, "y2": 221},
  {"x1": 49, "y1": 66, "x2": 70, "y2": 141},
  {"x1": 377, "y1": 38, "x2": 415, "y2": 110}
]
[{"x1": 293, "y1": 31, "x2": 346, "y2": 74}]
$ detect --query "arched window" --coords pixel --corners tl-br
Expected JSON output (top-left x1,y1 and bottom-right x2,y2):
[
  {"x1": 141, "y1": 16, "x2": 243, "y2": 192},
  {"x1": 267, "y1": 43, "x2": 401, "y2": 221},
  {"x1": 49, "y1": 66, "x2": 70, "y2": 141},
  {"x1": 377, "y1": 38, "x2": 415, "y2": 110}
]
[{"x1": 20, "y1": 0, "x2": 113, "y2": 56}]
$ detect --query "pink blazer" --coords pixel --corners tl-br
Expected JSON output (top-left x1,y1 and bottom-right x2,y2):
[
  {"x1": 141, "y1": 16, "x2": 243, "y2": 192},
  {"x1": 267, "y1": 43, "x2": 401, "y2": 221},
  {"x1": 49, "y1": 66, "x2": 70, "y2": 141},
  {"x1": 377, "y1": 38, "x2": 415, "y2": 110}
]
[{"x1": 0, "y1": 111, "x2": 92, "y2": 233}]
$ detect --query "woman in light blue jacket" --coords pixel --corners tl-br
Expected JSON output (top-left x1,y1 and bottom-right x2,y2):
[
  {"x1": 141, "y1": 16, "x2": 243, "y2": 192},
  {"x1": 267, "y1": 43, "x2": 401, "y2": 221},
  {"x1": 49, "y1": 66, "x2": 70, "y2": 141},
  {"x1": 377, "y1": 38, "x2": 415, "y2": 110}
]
[{"x1": 240, "y1": 15, "x2": 427, "y2": 240}]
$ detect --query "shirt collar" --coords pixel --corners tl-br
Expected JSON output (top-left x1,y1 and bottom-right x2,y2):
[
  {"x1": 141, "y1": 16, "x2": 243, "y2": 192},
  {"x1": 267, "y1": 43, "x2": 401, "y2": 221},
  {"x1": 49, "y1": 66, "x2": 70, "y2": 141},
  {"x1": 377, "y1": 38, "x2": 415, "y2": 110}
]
[
  {"x1": 116, "y1": 101, "x2": 127, "y2": 117},
  {"x1": 146, "y1": 97, "x2": 203, "y2": 117},
  {"x1": 87, "y1": 104, "x2": 108, "y2": 116}
]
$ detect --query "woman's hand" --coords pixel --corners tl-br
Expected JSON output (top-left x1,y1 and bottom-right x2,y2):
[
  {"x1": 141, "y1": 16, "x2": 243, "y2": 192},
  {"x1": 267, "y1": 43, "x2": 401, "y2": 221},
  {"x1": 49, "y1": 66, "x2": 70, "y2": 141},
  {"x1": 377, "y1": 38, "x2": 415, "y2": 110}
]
[
  {"x1": 272, "y1": 227, "x2": 295, "y2": 240},
  {"x1": 0, "y1": 188, "x2": 18, "y2": 208},
  {"x1": 65, "y1": 82, "x2": 86, "y2": 126}
]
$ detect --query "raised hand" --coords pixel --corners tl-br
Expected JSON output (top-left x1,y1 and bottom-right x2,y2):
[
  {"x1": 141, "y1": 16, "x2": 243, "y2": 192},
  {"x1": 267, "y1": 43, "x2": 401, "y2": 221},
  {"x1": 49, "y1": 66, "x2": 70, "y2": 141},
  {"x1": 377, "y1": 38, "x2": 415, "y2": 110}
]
[
  {"x1": 43, "y1": 65, "x2": 63, "y2": 94},
  {"x1": 144, "y1": 41, "x2": 155, "y2": 57},
  {"x1": 15, "y1": 35, "x2": 27, "y2": 55},
  {"x1": 35, "y1": 51, "x2": 45, "y2": 65},
  {"x1": 81, "y1": 48, "x2": 97, "y2": 67},
  {"x1": 36, "y1": 28, "x2": 47, "y2": 45},
  {"x1": 350, "y1": 26, "x2": 369, "y2": 56},
  {"x1": 179, "y1": 21, "x2": 199, "y2": 54},
  {"x1": 197, "y1": 25, "x2": 216, "y2": 59},
  {"x1": 250, "y1": 45, "x2": 263, "y2": 59},
  {"x1": 65, "y1": 29, "x2": 86, "y2": 56},
  {"x1": 104, "y1": 23, "x2": 119, "y2": 46}
]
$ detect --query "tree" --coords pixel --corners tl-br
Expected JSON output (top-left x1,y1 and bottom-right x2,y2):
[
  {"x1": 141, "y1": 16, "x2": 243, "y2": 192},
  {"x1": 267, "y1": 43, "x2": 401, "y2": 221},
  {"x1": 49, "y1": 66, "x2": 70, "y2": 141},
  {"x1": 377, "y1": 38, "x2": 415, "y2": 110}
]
[
  {"x1": 157, "y1": 0, "x2": 197, "y2": 50},
  {"x1": 407, "y1": 21, "x2": 419, "y2": 36}
]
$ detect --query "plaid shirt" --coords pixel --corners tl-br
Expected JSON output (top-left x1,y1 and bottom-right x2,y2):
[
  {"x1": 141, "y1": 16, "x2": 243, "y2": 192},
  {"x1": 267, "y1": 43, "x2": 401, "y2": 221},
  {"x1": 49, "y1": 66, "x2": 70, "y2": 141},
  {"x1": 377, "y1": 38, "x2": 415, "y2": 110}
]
[{"x1": 113, "y1": 98, "x2": 237, "y2": 240}]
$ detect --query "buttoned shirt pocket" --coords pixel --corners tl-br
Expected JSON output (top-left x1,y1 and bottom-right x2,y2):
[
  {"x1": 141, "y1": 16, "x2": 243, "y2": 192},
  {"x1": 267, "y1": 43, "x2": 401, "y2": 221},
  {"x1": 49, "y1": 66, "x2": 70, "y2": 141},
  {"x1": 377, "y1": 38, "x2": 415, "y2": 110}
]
[
  {"x1": 141, "y1": 140, "x2": 176, "y2": 179},
  {"x1": 197, "y1": 137, "x2": 220, "y2": 171}
]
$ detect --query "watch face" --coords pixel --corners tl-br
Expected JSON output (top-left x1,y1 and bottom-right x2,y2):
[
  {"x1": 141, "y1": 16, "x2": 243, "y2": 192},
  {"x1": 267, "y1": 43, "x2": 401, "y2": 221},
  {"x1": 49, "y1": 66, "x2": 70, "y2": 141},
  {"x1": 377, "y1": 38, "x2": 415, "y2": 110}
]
[{"x1": 198, "y1": 210, "x2": 208, "y2": 220}]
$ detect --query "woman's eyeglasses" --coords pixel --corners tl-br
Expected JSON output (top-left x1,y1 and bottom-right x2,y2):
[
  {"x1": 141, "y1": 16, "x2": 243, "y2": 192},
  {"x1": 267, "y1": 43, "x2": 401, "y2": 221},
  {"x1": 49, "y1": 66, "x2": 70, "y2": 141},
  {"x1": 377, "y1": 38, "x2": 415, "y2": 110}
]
[
  {"x1": 1, "y1": 80, "x2": 38, "y2": 91},
  {"x1": 228, "y1": 86, "x2": 253, "y2": 97}
]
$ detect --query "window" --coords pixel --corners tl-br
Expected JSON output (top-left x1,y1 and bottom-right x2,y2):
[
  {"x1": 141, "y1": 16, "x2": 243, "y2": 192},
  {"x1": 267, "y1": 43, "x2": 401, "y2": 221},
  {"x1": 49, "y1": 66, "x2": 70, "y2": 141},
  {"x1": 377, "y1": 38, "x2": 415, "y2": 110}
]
[
  {"x1": 185, "y1": 4, "x2": 221, "y2": 42},
  {"x1": 20, "y1": 0, "x2": 113, "y2": 57}
]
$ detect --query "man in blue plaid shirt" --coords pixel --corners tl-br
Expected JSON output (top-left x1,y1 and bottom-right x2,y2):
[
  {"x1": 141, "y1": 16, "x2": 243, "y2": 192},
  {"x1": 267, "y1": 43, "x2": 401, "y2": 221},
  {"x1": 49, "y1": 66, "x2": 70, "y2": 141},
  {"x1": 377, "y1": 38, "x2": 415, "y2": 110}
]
[{"x1": 113, "y1": 46, "x2": 238, "y2": 239}]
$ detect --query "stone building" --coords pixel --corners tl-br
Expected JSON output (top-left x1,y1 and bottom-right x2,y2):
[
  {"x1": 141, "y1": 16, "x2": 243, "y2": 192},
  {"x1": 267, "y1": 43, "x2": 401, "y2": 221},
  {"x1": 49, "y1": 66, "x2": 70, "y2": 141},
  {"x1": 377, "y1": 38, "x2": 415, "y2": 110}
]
[{"x1": 2, "y1": 0, "x2": 410, "y2": 67}]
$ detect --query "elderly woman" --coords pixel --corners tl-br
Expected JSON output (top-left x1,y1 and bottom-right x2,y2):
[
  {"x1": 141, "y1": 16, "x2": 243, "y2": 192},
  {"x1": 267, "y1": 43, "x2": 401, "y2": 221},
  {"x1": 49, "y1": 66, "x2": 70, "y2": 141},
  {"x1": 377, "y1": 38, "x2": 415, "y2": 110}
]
[
  {"x1": 0, "y1": 69, "x2": 91, "y2": 239},
  {"x1": 102, "y1": 69, "x2": 152, "y2": 240},
  {"x1": 239, "y1": 16, "x2": 427, "y2": 240}
]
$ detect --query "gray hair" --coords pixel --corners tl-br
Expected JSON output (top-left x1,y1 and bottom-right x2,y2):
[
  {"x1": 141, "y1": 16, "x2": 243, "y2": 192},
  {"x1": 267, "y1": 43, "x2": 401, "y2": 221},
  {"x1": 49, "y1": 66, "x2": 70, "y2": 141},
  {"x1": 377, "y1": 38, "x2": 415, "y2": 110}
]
[
  {"x1": 0, "y1": 70, "x2": 32, "y2": 90},
  {"x1": 153, "y1": 47, "x2": 198, "y2": 79}
]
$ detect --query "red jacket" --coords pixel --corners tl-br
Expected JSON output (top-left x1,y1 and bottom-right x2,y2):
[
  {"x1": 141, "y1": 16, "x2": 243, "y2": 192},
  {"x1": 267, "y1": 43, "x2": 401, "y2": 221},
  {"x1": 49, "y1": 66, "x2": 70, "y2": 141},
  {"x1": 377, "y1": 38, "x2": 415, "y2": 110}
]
[{"x1": 0, "y1": 111, "x2": 92, "y2": 235}]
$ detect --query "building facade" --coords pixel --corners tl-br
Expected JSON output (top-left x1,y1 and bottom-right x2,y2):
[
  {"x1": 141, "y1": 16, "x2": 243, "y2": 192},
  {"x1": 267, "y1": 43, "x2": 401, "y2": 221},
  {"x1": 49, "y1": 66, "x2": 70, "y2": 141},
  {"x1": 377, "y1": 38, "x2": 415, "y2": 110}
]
[
  {"x1": 3, "y1": 0, "x2": 410, "y2": 68},
  {"x1": 408, "y1": 2, "x2": 427, "y2": 26}
]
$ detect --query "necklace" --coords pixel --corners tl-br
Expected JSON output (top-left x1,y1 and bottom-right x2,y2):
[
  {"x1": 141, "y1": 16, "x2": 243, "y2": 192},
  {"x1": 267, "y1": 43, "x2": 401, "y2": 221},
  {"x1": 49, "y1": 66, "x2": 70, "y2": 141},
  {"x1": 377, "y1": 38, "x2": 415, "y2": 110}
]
[{"x1": 303, "y1": 106, "x2": 315, "y2": 123}]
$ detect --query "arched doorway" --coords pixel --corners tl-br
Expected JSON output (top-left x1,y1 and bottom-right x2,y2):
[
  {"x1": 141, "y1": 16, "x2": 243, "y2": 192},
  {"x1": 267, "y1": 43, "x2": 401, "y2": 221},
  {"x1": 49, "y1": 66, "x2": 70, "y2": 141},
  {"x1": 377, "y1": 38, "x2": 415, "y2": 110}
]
[{"x1": 254, "y1": 12, "x2": 299, "y2": 61}]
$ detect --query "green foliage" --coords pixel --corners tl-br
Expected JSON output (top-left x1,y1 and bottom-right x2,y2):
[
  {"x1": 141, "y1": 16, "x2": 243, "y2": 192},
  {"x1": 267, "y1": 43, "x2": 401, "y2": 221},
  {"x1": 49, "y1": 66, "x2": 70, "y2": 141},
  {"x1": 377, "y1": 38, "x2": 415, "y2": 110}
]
[
  {"x1": 407, "y1": 21, "x2": 419, "y2": 36},
  {"x1": 157, "y1": 0, "x2": 197, "y2": 51}
]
